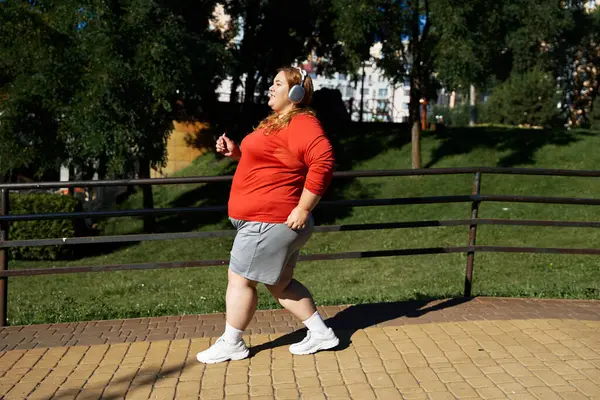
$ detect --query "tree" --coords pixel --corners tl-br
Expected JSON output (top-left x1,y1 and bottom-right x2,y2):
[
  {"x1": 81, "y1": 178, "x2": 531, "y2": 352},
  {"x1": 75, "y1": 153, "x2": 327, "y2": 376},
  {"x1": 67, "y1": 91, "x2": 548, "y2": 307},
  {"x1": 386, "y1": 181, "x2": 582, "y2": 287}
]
[
  {"x1": 220, "y1": 0, "x2": 346, "y2": 111},
  {"x1": 331, "y1": 0, "x2": 378, "y2": 123},
  {"x1": 432, "y1": 0, "x2": 592, "y2": 127},
  {"x1": 65, "y1": 0, "x2": 230, "y2": 232},
  {"x1": 1, "y1": 0, "x2": 230, "y2": 232},
  {"x1": 333, "y1": 0, "x2": 437, "y2": 168},
  {"x1": 0, "y1": 1, "x2": 83, "y2": 180},
  {"x1": 484, "y1": 67, "x2": 561, "y2": 127}
]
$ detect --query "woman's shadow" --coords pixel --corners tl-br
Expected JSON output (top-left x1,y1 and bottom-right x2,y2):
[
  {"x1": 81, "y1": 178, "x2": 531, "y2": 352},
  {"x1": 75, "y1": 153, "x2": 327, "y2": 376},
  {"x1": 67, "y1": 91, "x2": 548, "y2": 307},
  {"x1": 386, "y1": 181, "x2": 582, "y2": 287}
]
[{"x1": 248, "y1": 296, "x2": 473, "y2": 356}]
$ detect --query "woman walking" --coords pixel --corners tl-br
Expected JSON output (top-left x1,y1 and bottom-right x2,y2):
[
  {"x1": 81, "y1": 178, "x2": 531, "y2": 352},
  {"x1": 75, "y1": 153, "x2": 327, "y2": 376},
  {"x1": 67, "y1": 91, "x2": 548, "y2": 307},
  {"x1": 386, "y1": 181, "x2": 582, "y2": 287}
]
[{"x1": 196, "y1": 66, "x2": 338, "y2": 364}]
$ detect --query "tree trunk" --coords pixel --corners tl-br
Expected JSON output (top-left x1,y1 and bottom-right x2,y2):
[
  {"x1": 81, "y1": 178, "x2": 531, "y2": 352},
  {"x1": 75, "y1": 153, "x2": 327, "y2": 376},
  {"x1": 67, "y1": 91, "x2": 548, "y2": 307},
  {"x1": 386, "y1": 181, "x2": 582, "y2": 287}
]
[
  {"x1": 469, "y1": 84, "x2": 477, "y2": 126},
  {"x1": 139, "y1": 158, "x2": 155, "y2": 233},
  {"x1": 408, "y1": 0, "x2": 425, "y2": 169},
  {"x1": 411, "y1": 121, "x2": 421, "y2": 169},
  {"x1": 409, "y1": 75, "x2": 422, "y2": 169},
  {"x1": 239, "y1": 0, "x2": 260, "y2": 108},
  {"x1": 243, "y1": 72, "x2": 257, "y2": 106},
  {"x1": 229, "y1": 73, "x2": 240, "y2": 104},
  {"x1": 359, "y1": 62, "x2": 366, "y2": 123}
]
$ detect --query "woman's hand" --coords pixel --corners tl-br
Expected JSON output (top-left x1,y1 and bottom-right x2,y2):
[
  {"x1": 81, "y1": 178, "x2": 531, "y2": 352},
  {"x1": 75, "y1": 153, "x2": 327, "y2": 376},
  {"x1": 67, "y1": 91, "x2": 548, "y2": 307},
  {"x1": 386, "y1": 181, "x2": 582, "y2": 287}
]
[
  {"x1": 286, "y1": 206, "x2": 310, "y2": 230},
  {"x1": 216, "y1": 133, "x2": 241, "y2": 160}
]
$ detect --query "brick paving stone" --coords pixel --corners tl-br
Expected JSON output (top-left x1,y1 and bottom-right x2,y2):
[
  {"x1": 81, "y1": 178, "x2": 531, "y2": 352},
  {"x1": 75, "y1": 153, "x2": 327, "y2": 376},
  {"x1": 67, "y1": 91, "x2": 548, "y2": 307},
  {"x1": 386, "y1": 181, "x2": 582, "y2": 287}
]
[
  {"x1": 2, "y1": 297, "x2": 598, "y2": 350},
  {"x1": 0, "y1": 298, "x2": 599, "y2": 399}
]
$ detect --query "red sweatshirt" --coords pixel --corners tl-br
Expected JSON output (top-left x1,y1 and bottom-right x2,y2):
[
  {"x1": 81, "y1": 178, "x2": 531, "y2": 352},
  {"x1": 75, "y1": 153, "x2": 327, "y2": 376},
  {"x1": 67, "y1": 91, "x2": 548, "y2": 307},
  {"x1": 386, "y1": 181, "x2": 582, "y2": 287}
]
[{"x1": 228, "y1": 114, "x2": 335, "y2": 223}]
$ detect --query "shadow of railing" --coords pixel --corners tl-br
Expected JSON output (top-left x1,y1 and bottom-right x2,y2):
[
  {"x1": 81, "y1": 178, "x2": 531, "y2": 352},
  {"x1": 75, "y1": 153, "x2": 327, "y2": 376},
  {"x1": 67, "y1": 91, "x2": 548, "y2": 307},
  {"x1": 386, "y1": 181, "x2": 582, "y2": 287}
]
[{"x1": 249, "y1": 297, "x2": 473, "y2": 355}]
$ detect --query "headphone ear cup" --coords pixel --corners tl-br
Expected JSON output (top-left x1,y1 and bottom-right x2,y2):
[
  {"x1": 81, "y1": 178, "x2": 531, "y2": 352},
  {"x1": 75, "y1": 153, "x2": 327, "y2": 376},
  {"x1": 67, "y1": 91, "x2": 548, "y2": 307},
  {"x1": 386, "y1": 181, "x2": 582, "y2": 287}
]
[{"x1": 288, "y1": 85, "x2": 305, "y2": 104}]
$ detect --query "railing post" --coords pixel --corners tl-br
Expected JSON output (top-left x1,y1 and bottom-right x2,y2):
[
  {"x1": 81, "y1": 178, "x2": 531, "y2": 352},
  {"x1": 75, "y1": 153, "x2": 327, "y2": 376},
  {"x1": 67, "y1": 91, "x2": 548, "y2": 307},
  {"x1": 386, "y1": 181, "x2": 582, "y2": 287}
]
[
  {"x1": 0, "y1": 189, "x2": 9, "y2": 326},
  {"x1": 465, "y1": 172, "x2": 481, "y2": 297}
]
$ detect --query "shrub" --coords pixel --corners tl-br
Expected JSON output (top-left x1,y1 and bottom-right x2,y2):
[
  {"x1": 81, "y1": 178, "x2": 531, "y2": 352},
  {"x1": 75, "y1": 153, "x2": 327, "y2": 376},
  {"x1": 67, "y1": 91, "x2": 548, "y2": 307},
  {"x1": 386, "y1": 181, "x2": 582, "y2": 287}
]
[
  {"x1": 7, "y1": 193, "x2": 80, "y2": 260},
  {"x1": 429, "y1": 104, "x2": 475, "y2": 127},
  {"x1": 483, "y1": 67, "x2": 561, "y2": 128}
]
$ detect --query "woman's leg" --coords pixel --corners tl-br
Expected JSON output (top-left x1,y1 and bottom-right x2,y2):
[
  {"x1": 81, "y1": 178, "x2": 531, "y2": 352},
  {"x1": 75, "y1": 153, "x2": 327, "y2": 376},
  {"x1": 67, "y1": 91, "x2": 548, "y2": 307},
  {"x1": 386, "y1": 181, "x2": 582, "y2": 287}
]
[
  {"x1": 226, "y1": 268, "x2": 259, "y2": 329},
  {"x1": 196, "y1": 269, "x2": 258, "y2": 364},
  {"x1": 266, "y1": 264, "x2": 339, "y2": 355}
]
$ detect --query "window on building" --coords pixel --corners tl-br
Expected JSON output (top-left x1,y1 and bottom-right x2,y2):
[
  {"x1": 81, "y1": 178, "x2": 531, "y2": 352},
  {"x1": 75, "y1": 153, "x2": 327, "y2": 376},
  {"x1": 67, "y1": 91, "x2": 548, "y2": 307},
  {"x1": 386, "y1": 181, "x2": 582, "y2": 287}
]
[
  {"x1": 378, "y1": 88, "x2": 388, "y2": 97},
  {"x1": 345, "y1": 86, "x2": 354, "y2": 97},
  {"x1": 338, "y1": 73, "x2": 346, "y2": 81},
  {"x1": 362, "y1": 88, "x2": 370, "y2": 96},
  {"x1": 376, "y1": 100, "x2": 388, "y2": 113},
  {"x1": 402, "y1": 103, "x2": 409, "y2": 110}
]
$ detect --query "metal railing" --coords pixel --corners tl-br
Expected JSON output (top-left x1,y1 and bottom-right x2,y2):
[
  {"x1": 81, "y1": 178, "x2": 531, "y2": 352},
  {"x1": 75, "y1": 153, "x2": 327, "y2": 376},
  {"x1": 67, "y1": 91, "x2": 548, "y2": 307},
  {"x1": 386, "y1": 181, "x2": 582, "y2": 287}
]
[{"x1": 2, "y1": 166, "x2": 600, "y2": 326}]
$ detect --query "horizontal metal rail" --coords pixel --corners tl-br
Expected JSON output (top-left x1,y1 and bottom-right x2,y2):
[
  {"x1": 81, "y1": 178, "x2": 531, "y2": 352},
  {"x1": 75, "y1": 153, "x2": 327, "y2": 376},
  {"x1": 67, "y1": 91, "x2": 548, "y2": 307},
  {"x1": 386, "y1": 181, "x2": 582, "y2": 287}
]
[
  {"x1": 3, "y1": 166, "x2": 600, "y2": 191},
  {"x1": 0, "y1": 196, "x2": 474, "y2": 222},
  {"x1": 3, "y1": 193, "x2": 600, "y2": 223},
  {"x1": 2, "y1": 218, "x2": 600, "y2": 249},
  {"x1": 3, "y1": 244, "x2": 600, "y2": 278}
]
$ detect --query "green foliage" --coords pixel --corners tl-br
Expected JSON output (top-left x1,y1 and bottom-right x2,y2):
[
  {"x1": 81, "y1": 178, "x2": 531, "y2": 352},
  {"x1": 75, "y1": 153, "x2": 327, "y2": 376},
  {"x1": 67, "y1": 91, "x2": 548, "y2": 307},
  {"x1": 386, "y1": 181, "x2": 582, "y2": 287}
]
[
  {"x1": 433, "y1": 0, "x2": 576, "y2": 91},
  {"x1": 9, "y1": 193, "x2": 80, "y2": 260},
  {"x1": 483, "y1": 68, "x2": 561, "y2": 127},
  {"x1": 331, "y1": 0, "x2": 380, "y2": 70},
  {"x1": 432, "y1": 0, "x2": 506, "y2": 89},
  {"x1": 60, "y1": 0, "x2": 229, "y2": 178},
  {"x1": 0, "y1": 0, "x2": 229, "y2": 180},
  {"x1": 0, "y1": 1, "x2": 82, "y2": 177}
]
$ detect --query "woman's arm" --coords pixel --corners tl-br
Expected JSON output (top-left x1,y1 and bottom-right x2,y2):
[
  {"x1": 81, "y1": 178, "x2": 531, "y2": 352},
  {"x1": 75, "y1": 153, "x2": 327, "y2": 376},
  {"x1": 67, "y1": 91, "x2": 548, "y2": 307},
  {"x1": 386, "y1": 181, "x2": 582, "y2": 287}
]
[{"x1": 285, "y1": 117, "x2": 335, "y2": 230}]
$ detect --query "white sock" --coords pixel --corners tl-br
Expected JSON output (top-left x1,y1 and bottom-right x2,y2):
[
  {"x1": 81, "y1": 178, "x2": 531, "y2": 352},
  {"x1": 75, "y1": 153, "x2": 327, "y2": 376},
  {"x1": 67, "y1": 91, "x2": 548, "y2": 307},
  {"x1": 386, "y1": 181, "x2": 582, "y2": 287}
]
[
  {"x1": 302, "y1": 311, "x2": 329, "y2": 334},
  {"x1": 223, "y1": 322, "x2": 244, "y2": 344}
]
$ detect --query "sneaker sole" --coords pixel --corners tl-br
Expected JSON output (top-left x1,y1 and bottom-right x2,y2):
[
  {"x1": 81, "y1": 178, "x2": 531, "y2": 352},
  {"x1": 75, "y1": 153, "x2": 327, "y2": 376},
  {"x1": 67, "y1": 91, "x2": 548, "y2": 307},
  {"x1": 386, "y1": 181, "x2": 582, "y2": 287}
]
[
  {"x1": 289, "y1": 337, "x2": 340, "y2": 355},
  {"x1": 196, "y1": 348, "x2": 250, "y2": 364}
]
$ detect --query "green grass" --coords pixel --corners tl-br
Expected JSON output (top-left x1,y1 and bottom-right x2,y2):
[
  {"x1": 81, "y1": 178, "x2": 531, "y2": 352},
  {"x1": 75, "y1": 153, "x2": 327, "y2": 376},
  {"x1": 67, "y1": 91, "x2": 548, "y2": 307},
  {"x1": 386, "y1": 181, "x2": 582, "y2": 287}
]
[{"x1": 7, "y1": 125, "x2": 600, "y2": 325}]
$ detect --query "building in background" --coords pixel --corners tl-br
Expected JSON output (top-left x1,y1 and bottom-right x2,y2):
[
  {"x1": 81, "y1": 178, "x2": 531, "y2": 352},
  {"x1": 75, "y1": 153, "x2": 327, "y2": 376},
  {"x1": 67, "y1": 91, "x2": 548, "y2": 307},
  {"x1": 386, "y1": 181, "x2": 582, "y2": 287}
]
[
  {"x1": 215, "y1": 49, "x2": 412, "y2": 123},
  {"x1": 307, "y1": 62, "x2": 411, "y2": 123},
  {"x1": 585, "y1": 0, "x2": 597, "y2": 11}
]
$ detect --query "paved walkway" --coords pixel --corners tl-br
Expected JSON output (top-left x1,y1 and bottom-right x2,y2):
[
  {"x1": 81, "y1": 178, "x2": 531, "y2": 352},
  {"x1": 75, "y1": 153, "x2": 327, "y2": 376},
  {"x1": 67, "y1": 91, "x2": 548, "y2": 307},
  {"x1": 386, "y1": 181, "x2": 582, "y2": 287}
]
[{"x1": 1, "y1": 297, "x2": 599, "y2": 399}]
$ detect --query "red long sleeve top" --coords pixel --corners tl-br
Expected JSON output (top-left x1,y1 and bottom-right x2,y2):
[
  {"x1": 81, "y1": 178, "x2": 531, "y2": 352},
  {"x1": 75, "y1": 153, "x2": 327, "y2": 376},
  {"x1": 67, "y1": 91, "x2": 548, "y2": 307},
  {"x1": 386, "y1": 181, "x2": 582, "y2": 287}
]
[{"x1": 228, "y1": 114, "x2": 335, "y2": 223}]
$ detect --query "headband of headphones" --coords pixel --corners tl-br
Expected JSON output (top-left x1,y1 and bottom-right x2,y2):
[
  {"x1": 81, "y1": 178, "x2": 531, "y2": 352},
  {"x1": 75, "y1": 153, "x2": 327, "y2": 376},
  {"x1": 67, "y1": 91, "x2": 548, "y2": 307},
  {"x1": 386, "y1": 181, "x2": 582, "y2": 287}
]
[{"x1": 296, "y1": 67, "x2": 307, "y2": 85}]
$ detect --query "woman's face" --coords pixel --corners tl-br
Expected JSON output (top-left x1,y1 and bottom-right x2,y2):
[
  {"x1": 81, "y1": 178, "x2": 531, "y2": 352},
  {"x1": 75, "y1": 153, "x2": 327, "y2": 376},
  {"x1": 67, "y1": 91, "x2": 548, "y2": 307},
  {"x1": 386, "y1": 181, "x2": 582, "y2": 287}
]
[{"x1": 268, "y1": 71, "x2": 294, "y2": 114}]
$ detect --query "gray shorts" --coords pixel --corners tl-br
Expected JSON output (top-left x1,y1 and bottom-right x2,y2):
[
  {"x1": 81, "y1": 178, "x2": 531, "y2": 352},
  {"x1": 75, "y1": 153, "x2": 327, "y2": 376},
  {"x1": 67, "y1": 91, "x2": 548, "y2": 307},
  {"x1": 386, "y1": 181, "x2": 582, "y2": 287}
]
[{"x1": 228, "y1": 216, "x2": 314, "y2": 285}]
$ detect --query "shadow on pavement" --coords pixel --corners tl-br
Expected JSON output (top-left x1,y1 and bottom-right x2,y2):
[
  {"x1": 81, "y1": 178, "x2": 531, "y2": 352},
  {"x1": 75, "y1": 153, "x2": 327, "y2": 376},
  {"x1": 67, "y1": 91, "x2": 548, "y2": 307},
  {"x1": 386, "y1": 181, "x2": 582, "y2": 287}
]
[{"x1": 250, "y1": 296, "x2": 473, "y2": 356}]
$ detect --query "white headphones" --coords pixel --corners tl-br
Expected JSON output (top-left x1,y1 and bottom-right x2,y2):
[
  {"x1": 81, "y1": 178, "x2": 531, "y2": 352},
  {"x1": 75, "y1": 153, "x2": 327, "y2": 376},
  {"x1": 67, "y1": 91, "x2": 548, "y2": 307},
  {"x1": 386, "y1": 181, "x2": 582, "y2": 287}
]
[{"x1": 288, "y1": 67, "x2": 307, "y2": 104}]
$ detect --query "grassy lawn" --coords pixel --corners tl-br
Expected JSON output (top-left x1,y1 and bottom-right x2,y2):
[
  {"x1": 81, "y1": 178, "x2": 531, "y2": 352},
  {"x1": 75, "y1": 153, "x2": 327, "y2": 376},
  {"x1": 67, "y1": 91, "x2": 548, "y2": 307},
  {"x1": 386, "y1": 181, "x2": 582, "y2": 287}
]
[{"x1": 7, "y1": 125, "x2": 600, "y2": 325}]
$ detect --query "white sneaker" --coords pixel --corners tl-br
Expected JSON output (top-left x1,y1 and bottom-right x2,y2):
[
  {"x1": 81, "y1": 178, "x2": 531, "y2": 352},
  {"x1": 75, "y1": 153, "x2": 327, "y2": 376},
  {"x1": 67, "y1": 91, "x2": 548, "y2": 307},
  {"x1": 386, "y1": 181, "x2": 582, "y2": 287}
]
[
  {"x1": 196, "y1": 336, "x2": 250, "y2": 364},
  {"x1": 289, "y1": 328, "x2": 339, "y2": 355}
]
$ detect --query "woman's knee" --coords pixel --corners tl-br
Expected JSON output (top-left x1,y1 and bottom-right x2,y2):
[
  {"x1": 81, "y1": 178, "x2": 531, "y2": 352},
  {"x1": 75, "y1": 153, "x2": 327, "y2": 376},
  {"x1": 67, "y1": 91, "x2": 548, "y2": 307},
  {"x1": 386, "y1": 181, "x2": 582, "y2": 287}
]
[
  {"x1": 228, "y1": 269, "x2": 258, "y2": 289},
  {"x1": 266, "y1": 280, "x2": 290, "y2": 298}
]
